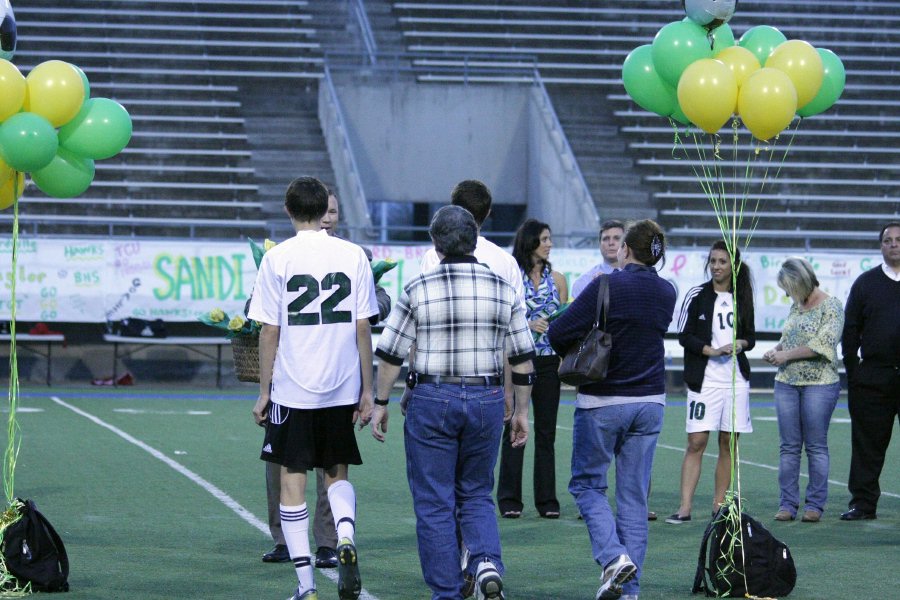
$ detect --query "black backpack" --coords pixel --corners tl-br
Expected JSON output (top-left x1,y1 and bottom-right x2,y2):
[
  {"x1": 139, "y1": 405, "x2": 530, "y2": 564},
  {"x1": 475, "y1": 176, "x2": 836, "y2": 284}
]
[
  {"x1": 2, "y1": 499, "x2": 69, "y2": 592},
  {"x1": 693, "y1": 505, "x2": 796, "y2": 598}
]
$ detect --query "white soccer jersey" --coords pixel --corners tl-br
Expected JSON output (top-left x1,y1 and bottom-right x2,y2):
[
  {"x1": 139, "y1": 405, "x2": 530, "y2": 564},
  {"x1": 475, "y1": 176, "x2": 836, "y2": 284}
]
[
  {"x1": 421, "y1": 235, "x2": 525, "y2": 307},
  {"x1": 248, "y1": 229, "x2": 378, "y2": 409},
  {"x1": 705, "y1": 291, "x2": 748, "y2": 388}
]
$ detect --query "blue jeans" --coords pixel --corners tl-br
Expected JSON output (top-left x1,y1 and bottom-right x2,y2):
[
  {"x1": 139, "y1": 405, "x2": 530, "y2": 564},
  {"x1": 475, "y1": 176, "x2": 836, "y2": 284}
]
[
  {"x1": 774, "y1": 380, "x2": 841, "y2": 516},
  {"x1": 404, "y1": 382, "x2": 505, "y2": 600},
  {"x1": 569, "y1": 402, "x2": 664, "y2": 597}
]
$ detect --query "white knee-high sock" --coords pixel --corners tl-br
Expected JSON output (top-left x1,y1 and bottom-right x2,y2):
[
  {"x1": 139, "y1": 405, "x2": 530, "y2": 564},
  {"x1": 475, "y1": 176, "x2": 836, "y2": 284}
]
[
  {"x1": 280, "y1": 503, "x2": 315, "y2": 593},
  {"x1": 327, "y1": 480, "x2": 356, "y2": 543}
]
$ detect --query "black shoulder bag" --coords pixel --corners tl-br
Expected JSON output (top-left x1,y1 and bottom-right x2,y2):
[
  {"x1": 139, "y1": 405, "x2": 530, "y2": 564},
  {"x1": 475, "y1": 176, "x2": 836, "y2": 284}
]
[{"x1": 558, "y1": 275, "x2": 611, "y2": 386}]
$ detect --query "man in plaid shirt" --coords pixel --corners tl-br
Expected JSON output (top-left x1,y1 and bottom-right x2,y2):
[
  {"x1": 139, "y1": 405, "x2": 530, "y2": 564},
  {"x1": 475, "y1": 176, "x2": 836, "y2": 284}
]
[{"x1": 371, "y1": 205, "x2": 535, "y2": 600}]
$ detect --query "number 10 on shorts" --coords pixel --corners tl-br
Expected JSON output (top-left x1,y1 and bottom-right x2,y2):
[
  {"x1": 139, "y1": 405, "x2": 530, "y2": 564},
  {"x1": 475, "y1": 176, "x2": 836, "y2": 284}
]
[{"x1": 689, "y1": 400, "x2": 706, "y2": 420}]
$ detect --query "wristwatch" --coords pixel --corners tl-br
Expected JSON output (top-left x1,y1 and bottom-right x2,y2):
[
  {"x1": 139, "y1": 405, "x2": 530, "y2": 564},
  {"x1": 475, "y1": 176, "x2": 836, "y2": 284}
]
[{"x1": 374, "y1": 397, "x2": 389, "y2": 406}]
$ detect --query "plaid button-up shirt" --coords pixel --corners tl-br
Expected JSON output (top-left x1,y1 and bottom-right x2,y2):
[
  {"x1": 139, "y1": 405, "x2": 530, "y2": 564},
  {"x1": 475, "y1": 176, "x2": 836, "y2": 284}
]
[{"x1": 376, "y1": 256, "x2": 536, "y2": 375}]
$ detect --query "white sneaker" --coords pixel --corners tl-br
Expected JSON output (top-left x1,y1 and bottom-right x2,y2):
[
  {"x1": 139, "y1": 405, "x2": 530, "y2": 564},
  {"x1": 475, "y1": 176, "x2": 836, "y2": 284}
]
[
  {"x1": 475, "y1": 559, "x2": 505, "y2": 600},
  {"x1": 595, "y1": 554, "x2": 637, "y2": 600}
]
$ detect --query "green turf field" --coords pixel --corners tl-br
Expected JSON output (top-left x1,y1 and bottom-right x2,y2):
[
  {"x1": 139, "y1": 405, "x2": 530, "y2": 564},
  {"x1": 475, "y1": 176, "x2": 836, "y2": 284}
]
[{"x1": 5, "y1": 387, "x2": 898, "y2": 599}]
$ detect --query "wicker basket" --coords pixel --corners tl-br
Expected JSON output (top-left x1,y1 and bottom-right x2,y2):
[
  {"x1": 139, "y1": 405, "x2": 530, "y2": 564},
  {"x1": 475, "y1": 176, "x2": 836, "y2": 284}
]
[{"x1": 231, "y1": 335, "x2": 260, "y2": 383}]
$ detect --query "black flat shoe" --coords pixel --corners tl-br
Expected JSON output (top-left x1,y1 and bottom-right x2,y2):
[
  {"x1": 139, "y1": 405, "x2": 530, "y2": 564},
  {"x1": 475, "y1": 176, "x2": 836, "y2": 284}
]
[
  {"x1": 315, "y1": 546, "x2": 338, "y2": 569},
  {"x1": 840, "y1": 507, "x2": 876, "y2": 521},
  {"x1": 262, "y1": 544, "x2": 291, "y2": 563}
]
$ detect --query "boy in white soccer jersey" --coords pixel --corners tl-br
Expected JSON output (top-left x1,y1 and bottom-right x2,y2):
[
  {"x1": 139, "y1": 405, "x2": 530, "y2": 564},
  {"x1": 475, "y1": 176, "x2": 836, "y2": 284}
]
[{"x1": 249, "y1": 176, "x2": 378, "y2": 600}]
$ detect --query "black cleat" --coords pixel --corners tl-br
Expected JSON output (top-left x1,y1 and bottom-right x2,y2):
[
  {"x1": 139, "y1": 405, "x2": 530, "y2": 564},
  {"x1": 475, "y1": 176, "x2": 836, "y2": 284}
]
[{"x1": 337, "y1": 538, "x2": 361, "y2": 600}]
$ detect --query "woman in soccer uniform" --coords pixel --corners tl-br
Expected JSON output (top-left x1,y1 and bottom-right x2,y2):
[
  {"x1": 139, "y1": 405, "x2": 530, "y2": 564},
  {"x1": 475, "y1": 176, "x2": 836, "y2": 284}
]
[{"x1": 667, "y1": 241, "x2": 756, "y2": 524}]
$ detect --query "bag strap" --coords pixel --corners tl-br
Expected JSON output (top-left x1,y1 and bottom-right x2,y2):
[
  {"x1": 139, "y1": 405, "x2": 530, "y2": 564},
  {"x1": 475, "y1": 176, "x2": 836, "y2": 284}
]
[
  {"x1": 27, "y1": 500, "x2": 70, "y2": 587},
  {"x1": 692, "y1": 515, "x2": 718, "y2": 596},
  {"x1": 592, "y1": 275, "x2": 609, "y2": 329}
]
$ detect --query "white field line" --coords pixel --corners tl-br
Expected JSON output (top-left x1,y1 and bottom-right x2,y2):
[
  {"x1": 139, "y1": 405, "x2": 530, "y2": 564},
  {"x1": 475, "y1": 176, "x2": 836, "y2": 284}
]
[
  {"x1": 113, "y1": 408, "x2": 212, "y2": 415},
  {"x1": 554, "y1": 422, "x2": 899, "y2": 500},
  {"x1": 51, "y1": 396, "x2": 379, "y2": 599}
]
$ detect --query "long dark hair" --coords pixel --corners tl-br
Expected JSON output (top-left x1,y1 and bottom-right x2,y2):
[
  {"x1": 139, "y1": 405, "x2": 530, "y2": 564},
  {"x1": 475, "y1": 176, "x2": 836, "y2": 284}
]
[
  {"x1": 512, "y1": 218, "x2": 551, "y2": 274},
  {"x1": 705, "y1": 240, "x2": 754, "y2": 332}
]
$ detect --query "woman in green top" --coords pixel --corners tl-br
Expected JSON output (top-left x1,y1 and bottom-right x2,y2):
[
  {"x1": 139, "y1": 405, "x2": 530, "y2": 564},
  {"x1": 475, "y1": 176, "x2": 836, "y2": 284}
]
[{"x1": 764, "y1": 257, "x2": 844, "y2": 523}]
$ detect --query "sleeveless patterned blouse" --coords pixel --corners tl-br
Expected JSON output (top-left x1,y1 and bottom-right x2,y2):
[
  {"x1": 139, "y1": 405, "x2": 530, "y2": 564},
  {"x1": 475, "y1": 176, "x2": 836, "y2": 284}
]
[{"x1": 524, "y1": 266, "x2": 561, "y2": 356}]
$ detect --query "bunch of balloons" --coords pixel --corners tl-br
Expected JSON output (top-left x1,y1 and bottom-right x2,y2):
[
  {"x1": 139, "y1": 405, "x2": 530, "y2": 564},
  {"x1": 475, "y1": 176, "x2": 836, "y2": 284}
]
[
  {"x1": 0, "y1": 58, "x2": 133, "y2": 209},
  {"x1": 622, "y1": 0, "x2": 845, "y2": 141}
]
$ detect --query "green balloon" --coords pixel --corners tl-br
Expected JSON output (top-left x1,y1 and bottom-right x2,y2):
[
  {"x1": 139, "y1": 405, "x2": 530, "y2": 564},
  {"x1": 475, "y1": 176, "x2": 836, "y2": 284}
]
[
  {"x1": 58, "y1": 97, "x2": 132, "y2": 160},
  {"x1": 72, "y1": 64, "x2": 91, "y2": 99},
  {"x1": 670, "y1": 104, "x2": 691, "y2": 126},
  {"x1": 0, "y1": 112, "x2": 59, "y2": 172},
  {"x1": 651, "y1": 20, "x2": 713, "y2": 87},
  {"x1": 797, "y1": 48, "x2": 845, "y2": 117},
  {"x1": 710, "y1": 23, "x2": 735, "y2": 55},
  {"x1": 738, "y1": 25, "x2": 787, "y2": 66},
  {"x1": 623, "y1": 45, "x2": 677, "y2": 117},
  {"x1": 32, "y1": 147, "x2": 95, "y2": 198}
]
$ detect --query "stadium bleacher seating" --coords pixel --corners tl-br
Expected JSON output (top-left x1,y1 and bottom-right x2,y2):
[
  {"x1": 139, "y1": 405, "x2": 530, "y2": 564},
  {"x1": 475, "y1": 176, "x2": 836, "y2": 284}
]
[
  {"x1": 391, "y1": 0, "x2": 900, "y2": 249},
  {"x1": 7, "y1": 1, "x2": 898, "y2": 249},
  {"x1": 12, "y1": 0, "x2": 336, "y2": 239}
]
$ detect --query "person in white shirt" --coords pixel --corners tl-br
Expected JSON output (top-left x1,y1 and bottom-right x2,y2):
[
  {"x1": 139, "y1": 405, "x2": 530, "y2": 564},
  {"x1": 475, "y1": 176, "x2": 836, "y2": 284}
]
[
  {"x1": 249, "y1": 176, "x2": 378, "y2": 600},
  {"x1": 420, "y1": 180, "x2": 525, "y2": 307},
  {"x1": 263, "y1": 190, "x2": 393, "y2": 570},
  {"x1": 571, "y1": 220, "x2": 625, "y2": 298}
]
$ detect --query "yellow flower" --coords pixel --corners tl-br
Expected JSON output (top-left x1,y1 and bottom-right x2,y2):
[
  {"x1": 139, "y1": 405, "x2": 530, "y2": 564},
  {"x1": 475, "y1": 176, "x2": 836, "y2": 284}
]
[
  {"x1": 227, "y1": 315, "x2": 246, "y2": 331},
  {"x1": 264, "y1": 239, "x2": 277, "y2": 251},
  {"x1": 209, "y1": 308, "x2": 226, "y2": 323}
]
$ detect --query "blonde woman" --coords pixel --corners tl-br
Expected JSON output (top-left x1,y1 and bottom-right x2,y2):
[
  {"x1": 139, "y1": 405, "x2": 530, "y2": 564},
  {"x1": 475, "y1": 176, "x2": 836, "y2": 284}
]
[{"x1": 764, "y1": 257, "x2": 843, "y2": 523}]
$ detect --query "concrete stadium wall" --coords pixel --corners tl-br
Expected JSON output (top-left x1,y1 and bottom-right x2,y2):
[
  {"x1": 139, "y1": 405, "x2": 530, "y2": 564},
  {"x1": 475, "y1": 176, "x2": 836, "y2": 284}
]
[{"x1": 334, "y1": 81, "x2": 530, "y2": 205}]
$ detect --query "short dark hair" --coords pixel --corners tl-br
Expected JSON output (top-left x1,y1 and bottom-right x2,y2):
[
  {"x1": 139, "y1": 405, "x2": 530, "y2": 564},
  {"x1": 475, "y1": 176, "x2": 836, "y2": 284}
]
[
  {"x1": 623, "y1": 219, "x2": 666, "y2": 267},
  {"x1": 599, "y1": 219, "x2": 625, "y2": 243},
  {"x1": 430, "y1": 205, "x2": 478, "y2": 257},
  {"x1": 513, "y1": 218, "x2": 551, "y2": 273},
  {"x1": 880, "y1": 221, "x2": 900, "y2": 242},
  {"x1": 450, "y1": 180, "x2": 492, "y2": 225},
  {"x1": 284, "y1": 176, "x2": 328, "y2": 222}
]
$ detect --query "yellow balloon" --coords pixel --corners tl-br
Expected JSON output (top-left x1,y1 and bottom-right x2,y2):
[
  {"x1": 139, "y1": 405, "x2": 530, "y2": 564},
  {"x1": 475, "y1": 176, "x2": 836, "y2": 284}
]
[
  {"x1": 677, "y1": 58, "x2": 738, "y2": 134},
  {"x1": 765, "y1": 40, "x2": 823, "y2": 109},
  {"x1": 0, "y1": 156, "x2": 12, "y2": 184},
  {"x1": 716, "y1": 46, "x2": 761, "y2": 113},
  {"x1": 0, "y1": 59, "x2": 26, "y2": 121},
  {"x1": 0, "y1": 170, "x2": 25, "y2": 211},
  {"x1": 738, "y1": 68, "x2": 797, "y2": 141},
  {"x1": 24, "y1": 60, "x2": 86, "y2": 127}
]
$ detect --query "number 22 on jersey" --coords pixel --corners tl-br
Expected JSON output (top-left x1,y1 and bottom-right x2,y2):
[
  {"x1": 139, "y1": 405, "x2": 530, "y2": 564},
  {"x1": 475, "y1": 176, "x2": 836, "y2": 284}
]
[{"x1": 287, "y1": 272, "x2": 352, "y2": 325}]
